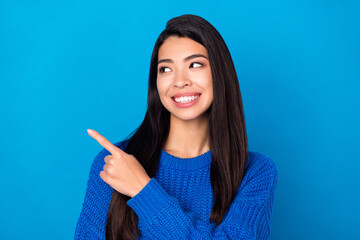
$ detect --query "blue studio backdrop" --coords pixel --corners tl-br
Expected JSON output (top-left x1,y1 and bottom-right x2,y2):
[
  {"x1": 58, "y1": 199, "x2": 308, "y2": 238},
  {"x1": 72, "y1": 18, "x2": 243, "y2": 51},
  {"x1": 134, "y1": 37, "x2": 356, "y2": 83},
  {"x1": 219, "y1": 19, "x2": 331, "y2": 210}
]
[{"x1": 0, "y1": 0, "x2": 359, "y2": 239}]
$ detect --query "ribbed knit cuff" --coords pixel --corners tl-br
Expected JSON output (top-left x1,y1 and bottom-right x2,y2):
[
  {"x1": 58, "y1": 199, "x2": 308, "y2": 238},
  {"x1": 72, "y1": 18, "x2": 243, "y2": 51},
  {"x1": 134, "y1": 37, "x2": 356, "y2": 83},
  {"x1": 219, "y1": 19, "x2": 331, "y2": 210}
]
[{"x1": 126, "y1": 178, "x2": 170, "y2": 222}]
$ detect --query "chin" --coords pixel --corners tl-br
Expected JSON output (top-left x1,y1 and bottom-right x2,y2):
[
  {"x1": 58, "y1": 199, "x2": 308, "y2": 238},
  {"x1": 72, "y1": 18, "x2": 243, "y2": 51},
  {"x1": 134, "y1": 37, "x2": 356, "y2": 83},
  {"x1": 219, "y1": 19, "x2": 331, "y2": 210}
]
[{"x1": 171, "y1": 111, "x2": 209, "y2": 122}]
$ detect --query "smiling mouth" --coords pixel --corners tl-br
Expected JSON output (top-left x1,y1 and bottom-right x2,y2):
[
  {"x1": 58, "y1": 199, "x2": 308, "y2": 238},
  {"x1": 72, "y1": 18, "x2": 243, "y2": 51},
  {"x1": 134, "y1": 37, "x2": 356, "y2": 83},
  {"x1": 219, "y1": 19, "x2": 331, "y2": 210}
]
[{"x1": 172, "y1": 94, "x2": 201, "y2": 103}]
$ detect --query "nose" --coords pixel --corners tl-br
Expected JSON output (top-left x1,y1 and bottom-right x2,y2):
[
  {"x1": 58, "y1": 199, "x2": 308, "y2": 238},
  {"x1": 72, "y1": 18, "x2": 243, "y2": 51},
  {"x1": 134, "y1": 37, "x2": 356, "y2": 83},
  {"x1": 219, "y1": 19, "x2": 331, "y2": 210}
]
[{"x1": 173, "y1": 70, "x2": 192, "y2": 88}]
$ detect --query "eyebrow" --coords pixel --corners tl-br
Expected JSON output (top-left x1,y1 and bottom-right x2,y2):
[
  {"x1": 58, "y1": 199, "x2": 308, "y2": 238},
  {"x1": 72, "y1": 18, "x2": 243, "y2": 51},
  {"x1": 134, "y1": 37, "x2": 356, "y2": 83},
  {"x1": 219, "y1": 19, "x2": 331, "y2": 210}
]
[{"x1": 158, "y1": 54, "x2": 208, "y2": 65}]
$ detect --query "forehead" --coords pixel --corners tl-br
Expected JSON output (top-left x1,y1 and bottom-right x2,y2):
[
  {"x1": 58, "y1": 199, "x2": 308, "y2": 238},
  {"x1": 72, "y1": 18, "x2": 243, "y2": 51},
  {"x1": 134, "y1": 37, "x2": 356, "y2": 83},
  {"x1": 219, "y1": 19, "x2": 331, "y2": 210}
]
[{"x1": 158, "y1": 36, "x2": 208, "y2": 59}]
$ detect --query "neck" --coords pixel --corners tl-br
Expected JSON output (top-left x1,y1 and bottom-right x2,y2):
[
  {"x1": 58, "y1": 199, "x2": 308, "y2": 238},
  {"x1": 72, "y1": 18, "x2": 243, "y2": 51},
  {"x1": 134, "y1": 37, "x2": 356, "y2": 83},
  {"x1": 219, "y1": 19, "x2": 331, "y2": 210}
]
[{"x1": 163, "y1": 113, "x2": 210, "y2": 158}]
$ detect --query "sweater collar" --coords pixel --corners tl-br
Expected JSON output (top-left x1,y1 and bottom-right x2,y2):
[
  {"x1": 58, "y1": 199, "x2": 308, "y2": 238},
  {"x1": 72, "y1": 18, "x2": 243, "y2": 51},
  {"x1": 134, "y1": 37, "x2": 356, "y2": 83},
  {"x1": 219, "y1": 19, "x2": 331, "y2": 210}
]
[{"x1": 159, "y1": 149, "x2": 212, "y2": 171}]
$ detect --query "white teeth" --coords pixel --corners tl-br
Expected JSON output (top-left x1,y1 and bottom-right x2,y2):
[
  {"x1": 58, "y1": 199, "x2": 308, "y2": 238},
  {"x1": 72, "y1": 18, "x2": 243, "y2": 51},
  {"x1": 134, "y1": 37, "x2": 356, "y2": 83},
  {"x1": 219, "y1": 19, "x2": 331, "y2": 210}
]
[{"x1": 174, "y1": 95, "x2": 200, "y2": 103}]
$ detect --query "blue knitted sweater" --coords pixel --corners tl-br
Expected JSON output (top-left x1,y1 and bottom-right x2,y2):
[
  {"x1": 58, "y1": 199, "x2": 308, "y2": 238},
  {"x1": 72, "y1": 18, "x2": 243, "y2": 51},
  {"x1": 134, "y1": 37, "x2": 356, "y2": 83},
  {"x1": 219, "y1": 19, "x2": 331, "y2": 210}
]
[{"x1": 74, "y1": 140, "x2": 278, "y2": 240}]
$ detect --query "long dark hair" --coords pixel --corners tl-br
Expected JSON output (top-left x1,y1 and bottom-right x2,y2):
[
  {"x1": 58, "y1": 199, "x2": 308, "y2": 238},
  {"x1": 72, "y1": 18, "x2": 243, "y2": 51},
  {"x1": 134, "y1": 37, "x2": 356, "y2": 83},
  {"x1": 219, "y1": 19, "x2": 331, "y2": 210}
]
[{"x1": 105, "y1": 14, "x2": 248, "y2": 240}]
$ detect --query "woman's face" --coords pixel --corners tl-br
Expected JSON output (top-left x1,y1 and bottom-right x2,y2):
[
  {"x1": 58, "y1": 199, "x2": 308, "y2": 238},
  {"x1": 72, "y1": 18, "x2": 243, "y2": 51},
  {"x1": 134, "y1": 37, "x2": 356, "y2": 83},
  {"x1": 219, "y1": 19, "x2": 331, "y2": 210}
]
[{"x1": 156, "y1": 36, "x2": 213, "y2": 122}]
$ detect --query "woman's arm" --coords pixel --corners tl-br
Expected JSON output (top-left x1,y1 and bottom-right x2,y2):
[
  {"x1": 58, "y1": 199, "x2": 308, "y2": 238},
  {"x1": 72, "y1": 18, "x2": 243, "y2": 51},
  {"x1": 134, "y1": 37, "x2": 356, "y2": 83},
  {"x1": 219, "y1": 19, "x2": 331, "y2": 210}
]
[
  {"x1": 127, "y1": 153, "x2": 278, "y2": 240},
  {"x1": 73, "y1": 140, "x2": 129, "y2": 240}
]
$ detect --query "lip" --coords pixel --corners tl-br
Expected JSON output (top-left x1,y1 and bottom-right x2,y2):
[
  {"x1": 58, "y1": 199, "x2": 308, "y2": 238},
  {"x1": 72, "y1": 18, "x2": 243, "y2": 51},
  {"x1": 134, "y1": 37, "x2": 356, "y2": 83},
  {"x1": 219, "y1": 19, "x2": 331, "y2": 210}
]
[{"x1": 171, "y1": 93, "x2": 201, "y2": 108}]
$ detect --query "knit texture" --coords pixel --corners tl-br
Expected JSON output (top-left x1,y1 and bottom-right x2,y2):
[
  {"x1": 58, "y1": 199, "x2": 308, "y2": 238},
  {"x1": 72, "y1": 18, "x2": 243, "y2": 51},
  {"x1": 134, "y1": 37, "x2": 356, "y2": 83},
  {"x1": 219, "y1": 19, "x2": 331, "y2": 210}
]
[{"x1": 74, "y1": 140, "x2": 278, "y2": 240}]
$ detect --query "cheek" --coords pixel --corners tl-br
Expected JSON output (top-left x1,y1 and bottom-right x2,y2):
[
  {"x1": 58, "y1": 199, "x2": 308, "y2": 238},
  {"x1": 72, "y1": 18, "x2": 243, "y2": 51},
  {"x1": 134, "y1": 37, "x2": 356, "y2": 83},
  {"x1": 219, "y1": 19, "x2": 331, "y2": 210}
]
[
  {"x1": 156, "y1": 78, "x2": 168, "y2": 101},
  {"x1": 199, "y1": 72, "x2": 213, "y2": 92},
  {"x1": 208, "y1": 83, "x2": 214, "y2": 102},
  {"x1": 204, "y1": 73, "x2": 214, "y2": 101}
]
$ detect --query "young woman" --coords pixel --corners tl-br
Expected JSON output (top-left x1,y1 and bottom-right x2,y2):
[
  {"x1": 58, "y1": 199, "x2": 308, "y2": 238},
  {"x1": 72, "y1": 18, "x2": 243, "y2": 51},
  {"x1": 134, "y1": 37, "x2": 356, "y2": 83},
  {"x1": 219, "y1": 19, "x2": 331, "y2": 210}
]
[{"x1": 74, "y1": 14, "x2": 278, "y2": 240}]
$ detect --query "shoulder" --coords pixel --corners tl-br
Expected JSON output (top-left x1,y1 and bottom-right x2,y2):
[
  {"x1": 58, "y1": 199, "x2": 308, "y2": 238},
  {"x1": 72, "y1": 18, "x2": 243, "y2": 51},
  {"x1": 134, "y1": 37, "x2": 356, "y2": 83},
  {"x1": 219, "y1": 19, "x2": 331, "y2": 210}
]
[
  {"x1": 114, "y1": 139, "x2": 130, "y2": 151},
  {"x1": 245, "y1": 151, "x2": 277, "y2": 178},
  {"x1": 237, "y1": 151, "x2": 278, "y2": 202}
]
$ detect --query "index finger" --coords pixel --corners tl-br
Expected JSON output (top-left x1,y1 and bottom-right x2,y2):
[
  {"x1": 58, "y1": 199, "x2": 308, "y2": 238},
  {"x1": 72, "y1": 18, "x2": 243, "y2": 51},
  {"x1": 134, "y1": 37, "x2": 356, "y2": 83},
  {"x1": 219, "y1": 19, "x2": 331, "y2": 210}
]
[{"x1": 87, "y1": 129, "x2": 120, "y2": 156}]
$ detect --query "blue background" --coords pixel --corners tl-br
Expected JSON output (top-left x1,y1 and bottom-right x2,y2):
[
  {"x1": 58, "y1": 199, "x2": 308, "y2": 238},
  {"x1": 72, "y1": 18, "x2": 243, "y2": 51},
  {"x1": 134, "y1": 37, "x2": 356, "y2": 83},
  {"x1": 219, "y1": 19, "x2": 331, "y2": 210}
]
[{"x1": 1, "y1": 0, "x2": 359, "y2": 239}]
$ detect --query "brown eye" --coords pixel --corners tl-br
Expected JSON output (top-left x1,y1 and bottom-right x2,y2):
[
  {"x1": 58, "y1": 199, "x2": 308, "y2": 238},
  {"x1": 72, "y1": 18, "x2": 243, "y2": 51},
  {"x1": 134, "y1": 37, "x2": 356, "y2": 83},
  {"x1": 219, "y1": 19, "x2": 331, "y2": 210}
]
[
  {"x1": 190, "y1": 62, "x2": 202, "y2": 68},
  {"x1": 159, "y1": 67, "x2": 171, "y2": 73}
]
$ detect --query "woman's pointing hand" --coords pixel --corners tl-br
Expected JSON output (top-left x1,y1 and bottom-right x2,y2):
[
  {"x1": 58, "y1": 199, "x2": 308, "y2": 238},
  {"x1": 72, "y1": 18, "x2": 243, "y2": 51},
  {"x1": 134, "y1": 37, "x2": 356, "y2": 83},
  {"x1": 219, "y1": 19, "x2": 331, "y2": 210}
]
[{"x1": 87, "y1": 129, "x2": 151, "y2": 198}]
